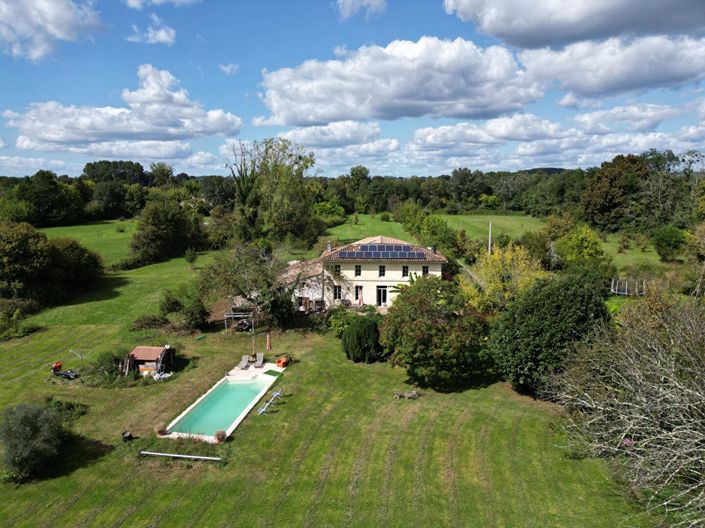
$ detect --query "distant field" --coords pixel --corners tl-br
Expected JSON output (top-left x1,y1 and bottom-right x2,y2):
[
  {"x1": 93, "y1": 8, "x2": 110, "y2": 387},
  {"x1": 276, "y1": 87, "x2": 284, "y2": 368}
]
[
  {"x1": 602, "y1": 233, "x2": 662, "y2": 270},
  {"x1": 39, "y1": 219, "x2": 137, "y2": 266},
  {"x1": 440, "y1": 214, "x2": 546, "y2": 239},
  {"x1": 326, "y1": 214, "x2": 417, "y2": 244}
]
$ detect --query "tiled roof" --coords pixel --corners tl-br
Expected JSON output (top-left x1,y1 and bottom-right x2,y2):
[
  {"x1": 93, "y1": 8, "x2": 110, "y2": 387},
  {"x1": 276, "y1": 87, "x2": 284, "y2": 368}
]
[
  {"x1": 129, "y1": 346, "x2": 166, "y2": 361},
  {"x1": 281, "y1": 258, "x2": 324, "y2": 284},
  {"x1": 321, "y1": 236, "x2": 447, "y2": 263}
]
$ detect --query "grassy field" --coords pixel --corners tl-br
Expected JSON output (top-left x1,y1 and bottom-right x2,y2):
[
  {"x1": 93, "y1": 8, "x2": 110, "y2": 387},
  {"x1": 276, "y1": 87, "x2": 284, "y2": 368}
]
[
  {"x1": 326, "y1": 214, "x2": 416, "y2": 245},
  {"x1": 0, "y1": 221, "x2": 657, "y2": 527},
  {"x1": 440, "y1": 213, "x2": 546, "y2": 239},
  {"x1": 40, "y1": 219, "x2": 138, "y2": 266}
]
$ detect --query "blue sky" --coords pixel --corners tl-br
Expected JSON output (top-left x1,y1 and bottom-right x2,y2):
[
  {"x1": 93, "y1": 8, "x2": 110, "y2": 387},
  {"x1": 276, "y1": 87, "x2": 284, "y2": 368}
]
[{"x1": 2, "y1": 0, "x2": 705, "y2": 177}]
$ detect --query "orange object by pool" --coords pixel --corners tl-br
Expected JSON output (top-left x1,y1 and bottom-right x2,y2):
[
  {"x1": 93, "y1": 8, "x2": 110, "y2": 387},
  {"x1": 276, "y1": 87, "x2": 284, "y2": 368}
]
[{"x1": 276, "y1": 357, "x2": 288, "y2": 368}]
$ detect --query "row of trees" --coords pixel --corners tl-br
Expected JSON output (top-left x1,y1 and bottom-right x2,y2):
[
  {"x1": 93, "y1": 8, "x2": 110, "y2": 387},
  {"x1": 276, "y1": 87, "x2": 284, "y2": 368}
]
[
  {"x1": 3, "y1": 148, "x2": 703, "y2": 238},
  {"x1": 0, "y1": 162, "x2": 189, "y2": 227}
]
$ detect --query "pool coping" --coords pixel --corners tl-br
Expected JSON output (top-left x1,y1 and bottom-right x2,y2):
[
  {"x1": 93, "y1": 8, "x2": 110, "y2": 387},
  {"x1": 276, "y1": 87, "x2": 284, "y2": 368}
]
[{"x1": 164, "y1": 362, "x2": 285, "y2": 443}]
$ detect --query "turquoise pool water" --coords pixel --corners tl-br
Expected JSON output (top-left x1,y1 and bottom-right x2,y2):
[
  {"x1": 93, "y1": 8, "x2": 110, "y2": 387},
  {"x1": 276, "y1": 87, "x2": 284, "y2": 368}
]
[{"x1": 169, "y1": 378, "x2": 269, "y2": 436}]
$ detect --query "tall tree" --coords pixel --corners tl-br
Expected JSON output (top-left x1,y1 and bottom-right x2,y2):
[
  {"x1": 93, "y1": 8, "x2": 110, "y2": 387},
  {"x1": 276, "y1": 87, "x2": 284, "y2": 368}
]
[
  {"x1": 581, "y1": 154, "x2": 645, "y2": 231},
  {"x1": 149, "y1": 162, "x2": 175, "y2": 187}
]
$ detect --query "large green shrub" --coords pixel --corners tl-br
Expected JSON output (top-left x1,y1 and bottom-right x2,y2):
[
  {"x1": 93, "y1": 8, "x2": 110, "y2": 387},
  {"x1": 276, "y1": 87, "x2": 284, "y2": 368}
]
[
  {"x1": 651, "y1": 224, "x2": 685, "y2": 261},
  {"x1": 341, "y1": 316, "x2": 383, "y2": 363},
  {"x1": 325, "y1": 306, "x2": 357, "y2": 338},
  {"x1": 124, "y1": 200, "x2": 203, "y2": 267},
  {"x1": 554, "y1": 225, "x2": 606, "y2": 267},
  {"x1": 490, "y1": 275, "x2": 609, "y2": 396},
  {"x1": 380, "y1": 277, "x2": 489, "y2": 388},
  {"x1": 0, "y1": 404, "x2": 64, "y2": 480},
  {"x1": 0, "y1": 222, "x2": 103, "y2": 306},
  {"x1": 45, "y1": 238, "x2": 103, "y2": 300}
]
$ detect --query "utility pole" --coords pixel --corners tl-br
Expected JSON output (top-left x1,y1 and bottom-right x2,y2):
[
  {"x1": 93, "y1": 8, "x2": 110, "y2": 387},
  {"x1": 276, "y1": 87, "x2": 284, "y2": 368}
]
[{"x1": 488, "y1": 222, "x2": 492, "y2": 255}]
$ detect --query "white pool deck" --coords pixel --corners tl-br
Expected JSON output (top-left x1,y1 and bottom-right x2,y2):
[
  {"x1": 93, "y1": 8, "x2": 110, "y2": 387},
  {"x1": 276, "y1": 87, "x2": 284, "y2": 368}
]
[{"x1": 164, "y1": 361, "x2": 285, "y2": 443}]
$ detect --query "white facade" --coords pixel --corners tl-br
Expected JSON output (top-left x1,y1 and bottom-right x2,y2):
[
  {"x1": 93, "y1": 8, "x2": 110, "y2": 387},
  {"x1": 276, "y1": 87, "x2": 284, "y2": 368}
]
[
  {"x1": 325, "y1": 261, "x2": 442, "y2": 307},
  {"x1": 289, "y1": 236, "x2": 447, "y2": 310}
]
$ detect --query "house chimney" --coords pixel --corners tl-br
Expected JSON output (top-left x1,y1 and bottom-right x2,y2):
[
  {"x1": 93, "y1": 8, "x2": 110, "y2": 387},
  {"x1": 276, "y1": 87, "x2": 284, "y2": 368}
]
[
  {"x1": 431, "y1": 245, "x2": 436, "y2": 254},
  {"x1": 326, "y1": 241, "x2": 332, "y2": 252}
]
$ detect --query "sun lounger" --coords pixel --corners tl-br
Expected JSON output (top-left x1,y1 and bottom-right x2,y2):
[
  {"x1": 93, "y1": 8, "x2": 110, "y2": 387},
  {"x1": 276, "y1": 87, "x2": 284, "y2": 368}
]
[
  {"x1": 239, "y1": 355, "x2": 249, "y2": 370},
  {"x1": 255, "y1": 352, "x2": 264, "y2": 368}
]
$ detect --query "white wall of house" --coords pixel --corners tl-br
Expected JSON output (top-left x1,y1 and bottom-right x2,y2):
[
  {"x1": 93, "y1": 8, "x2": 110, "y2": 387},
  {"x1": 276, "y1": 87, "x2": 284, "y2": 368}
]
[
  {"x1": 327, "y1": 261, "x2": 442, "y2": 307},
  {"x1": 291, "y1": 261, "x2": 442, "y2": 309}
]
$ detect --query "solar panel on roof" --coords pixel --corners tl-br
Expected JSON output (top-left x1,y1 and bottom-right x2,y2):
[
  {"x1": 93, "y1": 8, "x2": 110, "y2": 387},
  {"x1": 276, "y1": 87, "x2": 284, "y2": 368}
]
[
  {"x1": 363, "y1": 251, "x2": 372, "y2": 258},
  {"x1": 381, "y1": 252, "x2": 389, "y2": 258},
  {"x1": 390, "y1": 251, "x2": 399, "y2": 258},
  {"x1": 371, "y1": 251, "x2": 380, "y2": 258}
]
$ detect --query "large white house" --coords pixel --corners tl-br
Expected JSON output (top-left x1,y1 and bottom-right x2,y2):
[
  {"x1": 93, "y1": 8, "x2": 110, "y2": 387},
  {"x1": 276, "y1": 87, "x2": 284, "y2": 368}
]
[{"x1": 287, "y1": 235, "x2": 446, "y2": 310}]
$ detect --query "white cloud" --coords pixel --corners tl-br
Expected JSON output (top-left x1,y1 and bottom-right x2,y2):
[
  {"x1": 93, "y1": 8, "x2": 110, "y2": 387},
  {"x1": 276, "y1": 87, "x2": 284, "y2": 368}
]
[
  {"x1": 558, "y1": 93, "x2": 601, "y2": 109},
  {"x1": 337, "y1": 0, "x2": 386, "y2": 20},
  {"x1": 16, "y1": 136, "x2": 192, "y2": 159},
  {"x1": 275, "y1": 121, "x2": 400, "y2": 175},
  {"x1": 0, "y1": 155, "x2": 72, "y2": 175},
  {"x1": 218, "y1": 63, "x2": 239, "y2": 76},
  {"x1": 0, "y1": 0, "x2": 100, "y2": 61},
  {"x1": 218, "y1": 139, "x2": 242, "y2": 158},
  {"x1": 575, "y1": 104, "x2": 684, "y2": 133},
  {"x1": 408, "y1": 113, "x2": 569, "y2": 155},
  {"x1": 521, "y1": 36, "x2": 705, "y2": 98},
  {"x1": 183, "y1": 151, "x2": 218, "y2": 166},
  {"x1": 126, "y1": 13, "x2": 176, "y2": 45},
  {"x1": 401, "y1": 109, "x2": 705, "y2": 173},
  {"x1": 0, "y1": 138, "x2": 6, "y2": 149},
  {"x1": 256, "y1": 36, "x2": 542, "y2": 126},
  {"x1": 126, "y1": 0, "x2": 200, "y2": 9},
  {"x1": 4, "y1": 64, "x2": 242, "y2": 159},
  {"x1": 280, "y1": 121, "x2": 381, "y2": 147},
  {"x1": 312, "y1": 139, "x2": 400, "y2": 174},
  {"x1": 444, "y1": 0, "x2": 705, "y2": 48}
]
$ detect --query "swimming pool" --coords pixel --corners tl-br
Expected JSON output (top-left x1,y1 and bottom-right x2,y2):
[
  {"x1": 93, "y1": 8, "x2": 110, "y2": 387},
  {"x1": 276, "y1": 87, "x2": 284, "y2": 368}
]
[{"x1": 167, "y1": 371, "x2": 278, "y2": 442}]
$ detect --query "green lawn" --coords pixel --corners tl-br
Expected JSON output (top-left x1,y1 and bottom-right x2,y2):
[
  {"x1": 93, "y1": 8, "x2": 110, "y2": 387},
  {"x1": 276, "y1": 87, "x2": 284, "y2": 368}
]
[
  {"x1": 602, "y1": 234, "x2": 662, "y2": 270},
  {"x1": 326, "y1": 214, "x2": 417, "y2": 245},
  {"x1": 0, "y1": 223, "x2": 657, "y2": 527},
  {"x1": 39, "y1": 219, "x2": 138, "y2": 266},
  {"x1": 440, "y1": 214, "x2": 546, "y2": 239}
]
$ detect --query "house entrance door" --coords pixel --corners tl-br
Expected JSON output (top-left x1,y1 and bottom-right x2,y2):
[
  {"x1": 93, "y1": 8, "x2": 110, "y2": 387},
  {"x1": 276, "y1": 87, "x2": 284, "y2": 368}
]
[{"x1": 376, "y1": 286, "x2": 387, "y2": 306}]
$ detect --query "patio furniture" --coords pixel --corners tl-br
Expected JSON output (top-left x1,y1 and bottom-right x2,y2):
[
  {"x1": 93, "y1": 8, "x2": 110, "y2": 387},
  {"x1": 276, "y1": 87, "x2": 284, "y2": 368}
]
[
  {"x1": 238, "y1": 355, "x2": 249, "y2": 370},
  {"x1": 255, "y1": 353, "x2": 265, "y2": 368}
]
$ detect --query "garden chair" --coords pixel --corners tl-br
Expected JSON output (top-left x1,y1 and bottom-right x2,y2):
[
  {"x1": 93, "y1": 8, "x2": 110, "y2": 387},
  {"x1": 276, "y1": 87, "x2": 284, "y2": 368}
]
[
  {"x1": 255, "y1": 352, "x2": 264, "y2": 368},
  {"x1": 239, "y1": 355, "x2": 249, "y2": 370}
]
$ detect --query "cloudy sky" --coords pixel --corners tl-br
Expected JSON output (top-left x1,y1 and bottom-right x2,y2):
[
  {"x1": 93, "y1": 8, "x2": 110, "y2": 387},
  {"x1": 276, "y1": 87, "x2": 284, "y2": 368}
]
[{"x1": 1, "y1": 0, "x2": 705, "y2": 177}]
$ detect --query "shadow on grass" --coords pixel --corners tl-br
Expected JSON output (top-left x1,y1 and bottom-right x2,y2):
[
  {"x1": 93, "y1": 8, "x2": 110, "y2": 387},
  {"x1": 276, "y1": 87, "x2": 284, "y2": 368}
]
[
  {"x1": 173, "y1": 354, "x2": 198, "y2": 373},
  {"x1": 57, "y1": 275, "x2": 130, "y2": 307},
  {"x1": 404, "y1": 372, "x2": 499, "y2": 394},
  {"x1": 41, "y1": 434, "x2": 114, "y2": 480}
]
